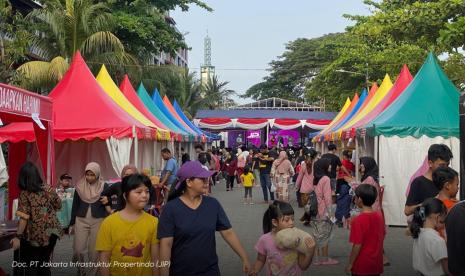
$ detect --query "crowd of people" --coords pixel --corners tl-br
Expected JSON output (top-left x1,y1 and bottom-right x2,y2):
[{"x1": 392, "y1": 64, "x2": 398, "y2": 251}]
[{"x1": 6, "y1": 142, "x2": 465, "y2": 276}]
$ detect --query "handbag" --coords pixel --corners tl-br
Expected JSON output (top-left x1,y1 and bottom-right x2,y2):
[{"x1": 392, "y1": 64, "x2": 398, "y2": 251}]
[{"x1": 270, "y1": 182, "x2": 277, "y2": 193}]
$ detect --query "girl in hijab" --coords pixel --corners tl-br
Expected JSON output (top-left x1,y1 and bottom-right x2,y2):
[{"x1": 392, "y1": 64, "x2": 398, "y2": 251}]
[
  {"x1": 271, "y1": 151, "x2": 295, "y2": 202},
  {"x1": 70, "y1": 162, "x2": 109, "y2": 276},
  {"x1": 308, "y1": 158, "x2": 339, "y2": 265}
]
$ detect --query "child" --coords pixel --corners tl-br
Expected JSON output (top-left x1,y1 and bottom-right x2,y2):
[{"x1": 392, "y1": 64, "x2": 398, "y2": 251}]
[
  {"x1": 335, "y1": 150, "x2": 354, "y2": 227},
  {"x1": 96, "y1": 173, "x2": 159, "y2": 276},
  {"x1": 251, "y1": 201, "x2": 315, "y2": 275},
  {"x1": 410, "y1": 198, "x2": 450, "y2": 276},
  {"x1": 241, "y1": 166, "x2": 255, "y2": 205},
  {"x1": 432, "y1": 167, "x2": 459, "y2": 211},
  {"x1": 223, "y1": 154, "x2": 237, "y2": 191},
  {"x1": 345, "y1": 184, "x2": 385, "y2": 276}
]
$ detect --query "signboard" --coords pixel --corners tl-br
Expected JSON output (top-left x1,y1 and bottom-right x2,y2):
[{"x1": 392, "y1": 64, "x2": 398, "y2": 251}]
[
  {"x1": 0, "y1": 83, "x2": 53, "y2": 121},
  {"x1": 246, "y1": 130, "x2": 261, "y2": 148}
]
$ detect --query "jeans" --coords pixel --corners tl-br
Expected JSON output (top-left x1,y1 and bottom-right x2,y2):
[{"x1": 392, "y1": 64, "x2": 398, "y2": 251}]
[
  {"x1": 260, "y1": 173, "x2": 274, "y2": 201},
  {"x1": 227, "y1": 175, "x2": 235, "y2": 190},
  {"x1": 335, "y1": 183, "x2": 352, "y2": 221}
]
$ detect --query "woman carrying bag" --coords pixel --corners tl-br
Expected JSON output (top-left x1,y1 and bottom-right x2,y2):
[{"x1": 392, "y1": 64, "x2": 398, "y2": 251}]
[
  {"x1": 69, "y1": 162, "x2": 109, "y2": 276},
  {"x1": 11, "y1": 162, "x2": 62, "y2": 276}
]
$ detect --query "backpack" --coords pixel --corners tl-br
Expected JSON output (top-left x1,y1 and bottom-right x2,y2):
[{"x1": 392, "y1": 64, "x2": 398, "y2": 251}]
[{"x1": 304, "y1": 191, "x2": 318, "y2": 218}]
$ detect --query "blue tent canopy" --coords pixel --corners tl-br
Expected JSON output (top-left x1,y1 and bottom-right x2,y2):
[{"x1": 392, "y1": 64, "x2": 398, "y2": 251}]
[
  {"x1": 151, "y1": 89, "x2": 196, "y2": 136},
  {"x1": 136, "y1": 84, "x2": 188, "y2": 135}
]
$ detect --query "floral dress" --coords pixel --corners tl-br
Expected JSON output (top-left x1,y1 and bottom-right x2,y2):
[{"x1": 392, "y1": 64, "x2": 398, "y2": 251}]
[
  {"x1": 271, "y1": 161, "x2": 294, "y2": 202},
  {"x1": 16, "y1": 187, "x2": 63, "y2": 246}
]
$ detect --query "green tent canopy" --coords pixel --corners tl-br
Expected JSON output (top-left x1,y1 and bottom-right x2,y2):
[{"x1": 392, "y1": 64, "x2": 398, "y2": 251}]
[
  {"x1": 365, "y1": 53, "x2": 460, "y2": 138},
  {"x1": 136, "y1": 83, "x2": 188, "y2": 136}
]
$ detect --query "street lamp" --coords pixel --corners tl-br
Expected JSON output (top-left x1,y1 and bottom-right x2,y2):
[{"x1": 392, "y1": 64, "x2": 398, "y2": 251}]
[{"x1": 335, "y1": 69, "x2": 370, "y2": 92}]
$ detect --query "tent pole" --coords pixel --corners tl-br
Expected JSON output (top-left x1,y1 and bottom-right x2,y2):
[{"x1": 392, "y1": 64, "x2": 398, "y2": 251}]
[
  {"x1": 374, "y1": 136, "x2": 379, "y2": 164},
  {"x1": 133, "y1": 126, "x2": 139, "y2": 169},
  {"x1": 265, "y1": 123, "x2": 269, "y2": 147},
  {"x1": 355, "y1": 136, "x2": 360, "y2": 181}
]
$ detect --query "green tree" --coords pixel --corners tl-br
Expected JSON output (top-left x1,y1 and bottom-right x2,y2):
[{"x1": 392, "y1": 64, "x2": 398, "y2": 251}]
[
  {"x1": 16, "y1": 0, "x2": 135, "y2": 91},
  {"x1": 101, "y1": 0, "x2": 211, "y2": 64},
  {"x1": 244, "y1": 33, "x2": 346, "y2": 101},
  {"x1": 177, "y1": 70, "x2": 203, "y2": 118},
  {"x1": 0, "y1": 0, "x2": 30, "y2": 83},
  {"x1": 202, "y1": 75, "x2": 236, "y2": 109},
  {"x1": 139, "y1": 66, "x2": 202, "y2": 118},
  {"x1": 248, "y1": 0, "x2": 465, "y2": 111}
]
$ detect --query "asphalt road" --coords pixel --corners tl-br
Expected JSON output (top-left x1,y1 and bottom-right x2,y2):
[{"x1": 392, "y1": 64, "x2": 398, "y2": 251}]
[{"x1": 0, "y1": 180, "x2": 415, "y2": 275}]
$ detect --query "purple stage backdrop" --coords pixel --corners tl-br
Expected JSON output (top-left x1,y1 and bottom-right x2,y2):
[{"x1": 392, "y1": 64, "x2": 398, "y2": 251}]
[
  {"x1": 246, "y1": 130, "x2": 262, "y2": 148},
  {"x1": 227, "y1": 130, "x2": 263, "y2": 148},
  {"x1": 268, "y1": 130, "x2": 300, "y2": 148}
]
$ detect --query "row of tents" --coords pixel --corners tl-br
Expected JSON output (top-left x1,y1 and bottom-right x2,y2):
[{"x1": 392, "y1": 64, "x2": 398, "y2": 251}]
[
  {"x1": 0, "y1": 51, "x2": 217, "y2": 218},
  {"x1": 313, "y1": 53, "x2": 461, "y2": 226}
]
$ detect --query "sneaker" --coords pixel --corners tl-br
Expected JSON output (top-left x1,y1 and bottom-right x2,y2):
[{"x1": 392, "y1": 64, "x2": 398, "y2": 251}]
[
  {"x1": 243, "y1": 202, "x2": 247, "y2": 205},
  {"x1": 250, "y1": 202, "x2": 254, "y2": 205}
]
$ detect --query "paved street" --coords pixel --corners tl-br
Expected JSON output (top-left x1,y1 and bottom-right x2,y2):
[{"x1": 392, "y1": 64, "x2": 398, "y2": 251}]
[{"x1": 1, "y1": 180, "x2": 415, "y2": 275}]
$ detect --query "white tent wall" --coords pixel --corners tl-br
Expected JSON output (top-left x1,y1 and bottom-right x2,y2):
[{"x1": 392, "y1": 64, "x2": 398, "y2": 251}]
[
  {"x1": 378, "y1": 135, "x2": 460, "y2": 226},
  {"x1": 131, "y1": 140, "x2": 162, "y2": 175},
  {"x1": 54, "y1": 140, "x2": 119, "y2": 181},
  {"x1": 356, "y1": 136, "x2": 375, "y2": 158},
  {"x1": 106, "y1": 137, "x2": 133, "y2": 178}
]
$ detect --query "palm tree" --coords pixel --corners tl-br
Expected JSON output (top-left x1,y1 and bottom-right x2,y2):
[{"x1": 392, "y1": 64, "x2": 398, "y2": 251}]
[
  {"x1": 177, "y1": 69, "x2": 203, "y2": 118},
  {"x1": 16, "y1": 0, "x2": 136, "y2": 90},
  {"x1": 0, "y1": 0, "x2": 30, "y2": 84},
  {"x1": 140, "y1": 66, "x2": 203, "y2": 118},
  {"x1": 202, "y1": 75, "x2": 236, "y2": 109}
]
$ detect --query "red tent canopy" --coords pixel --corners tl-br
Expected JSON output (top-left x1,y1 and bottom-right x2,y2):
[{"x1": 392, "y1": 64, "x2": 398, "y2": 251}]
[
  {"x1": 0, "y1": 82, "x2": 54, "y2": 219},
  {"x1": 51, "y1": 52, "x2": 154, "y2": 140},
  {"x1": 119, "y1": 75, "x2": 172, "y2": 140},
  {"x1": 0, "y1": 52, "x2": 156, "y2": 142}
]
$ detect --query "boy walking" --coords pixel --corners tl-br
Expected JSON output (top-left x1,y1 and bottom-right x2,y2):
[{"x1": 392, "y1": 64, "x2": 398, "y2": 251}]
[{"x1": 346, "y1": 184, "x2": 385, "y2": 276}]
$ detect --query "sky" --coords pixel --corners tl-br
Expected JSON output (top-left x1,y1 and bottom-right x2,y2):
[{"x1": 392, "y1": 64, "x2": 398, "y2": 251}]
[{"x1": 172, "y1": 1, "x2": 371, "y2": 104}]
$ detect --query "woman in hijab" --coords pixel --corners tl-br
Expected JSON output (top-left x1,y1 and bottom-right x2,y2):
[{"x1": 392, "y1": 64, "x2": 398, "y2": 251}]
[
  {"x1": 308, "y1": 158, "x2": 339, "y2": 265},
  {"x1": 271, "y1": 151, "x2": 295, "y2": 202},
  {"x1": 70, "y1": 162, "x2": 109, "y2": 276}
]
